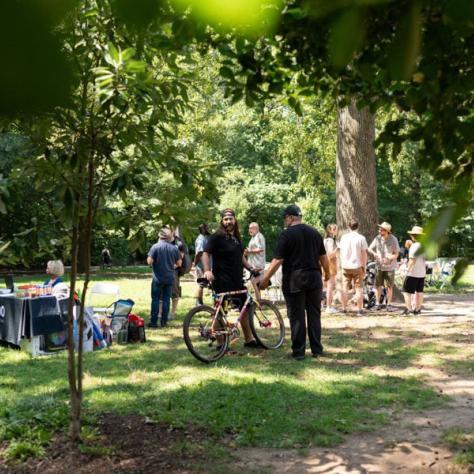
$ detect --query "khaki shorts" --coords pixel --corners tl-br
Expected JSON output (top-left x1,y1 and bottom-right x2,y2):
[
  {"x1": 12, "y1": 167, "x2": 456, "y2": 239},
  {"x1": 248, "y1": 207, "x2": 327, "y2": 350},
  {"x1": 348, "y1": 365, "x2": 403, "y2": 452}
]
[
  {"x1": 343, "y1": 268, "x2": 364, "y2": 291},
  {"x1": 375, "y1": 270, "x2": 395, "y2": 288},
  {"x1": 328, "y1": 258, "x2": 338, "y2": 277},
  {"x1": 172, "y1": 273, "x2": 181, "y2": 299}
]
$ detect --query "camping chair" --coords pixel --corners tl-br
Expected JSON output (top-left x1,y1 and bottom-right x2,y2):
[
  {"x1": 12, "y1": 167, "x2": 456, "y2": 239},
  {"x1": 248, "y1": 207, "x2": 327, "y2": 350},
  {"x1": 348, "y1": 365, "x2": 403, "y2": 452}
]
[
  {"x1": 439, "y1": 260, "x2": 455, "y2": 289},
  {"x1": 88, "y1": 282, "x2": 120, "y2": 315}
]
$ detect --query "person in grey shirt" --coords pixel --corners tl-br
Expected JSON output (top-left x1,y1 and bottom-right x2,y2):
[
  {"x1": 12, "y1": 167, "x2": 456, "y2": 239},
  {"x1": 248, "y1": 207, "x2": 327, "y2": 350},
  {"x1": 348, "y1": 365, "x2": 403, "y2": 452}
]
[
  {"x1": 245, "y1": 222, "x2": 266, "y2": 300},
  {"x1": 368, "y1": 222, "x2": 400, "y2": 309},
  {"x1": 193, "y1": 223, "x2": 210, "y2": 306}
]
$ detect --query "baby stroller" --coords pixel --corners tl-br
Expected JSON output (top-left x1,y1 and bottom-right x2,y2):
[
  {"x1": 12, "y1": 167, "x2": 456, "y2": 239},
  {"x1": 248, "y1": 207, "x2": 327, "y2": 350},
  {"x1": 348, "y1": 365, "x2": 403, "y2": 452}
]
[{"x1": 364, "y1": 262, "x2": 387, "y2": 309}]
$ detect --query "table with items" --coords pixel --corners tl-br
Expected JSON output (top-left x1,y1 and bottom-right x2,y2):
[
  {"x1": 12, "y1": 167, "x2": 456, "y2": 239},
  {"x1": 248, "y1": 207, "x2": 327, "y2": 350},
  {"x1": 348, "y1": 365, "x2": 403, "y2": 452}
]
[{"x1": 0, "y1": 291, "x2": 65, "y2": 354}]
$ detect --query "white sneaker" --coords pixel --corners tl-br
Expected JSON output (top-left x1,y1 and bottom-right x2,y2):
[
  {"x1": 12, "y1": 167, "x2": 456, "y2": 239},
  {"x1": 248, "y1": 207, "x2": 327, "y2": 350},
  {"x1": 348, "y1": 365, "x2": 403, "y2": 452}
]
[{"x1": 326, "y1": 307, "x2": 338, "y2": 314}]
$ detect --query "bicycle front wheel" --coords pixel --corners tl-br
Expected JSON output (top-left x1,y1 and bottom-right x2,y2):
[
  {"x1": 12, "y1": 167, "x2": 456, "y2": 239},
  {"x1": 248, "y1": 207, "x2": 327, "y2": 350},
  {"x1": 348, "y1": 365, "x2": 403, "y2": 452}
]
[
  {"x1": 250, "y1": 299, "x2": 285, "y2": 350},
  {"x1": 183, "y1": 305, "x2": 229, "y2": 363}
]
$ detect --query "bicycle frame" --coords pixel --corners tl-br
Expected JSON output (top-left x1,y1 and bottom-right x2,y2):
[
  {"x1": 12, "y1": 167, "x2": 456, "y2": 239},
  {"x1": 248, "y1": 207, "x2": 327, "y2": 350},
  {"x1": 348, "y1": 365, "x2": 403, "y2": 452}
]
[{"x1": 212, "y1": 288, "x2": 253, "y2": 331}]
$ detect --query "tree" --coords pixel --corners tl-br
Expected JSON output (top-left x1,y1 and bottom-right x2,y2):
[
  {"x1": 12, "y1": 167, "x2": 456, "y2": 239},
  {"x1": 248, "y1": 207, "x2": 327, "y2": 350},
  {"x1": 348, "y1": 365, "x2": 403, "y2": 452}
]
[
  {"x1": 336, "y1": 101, "x2": 378, "y2": 239},
  {"x1": 2, "y1": 0, "x2": 210, "y2": 441},
  {"x1": 204, "y1": 0, "x2": 473, "y2": 260}
]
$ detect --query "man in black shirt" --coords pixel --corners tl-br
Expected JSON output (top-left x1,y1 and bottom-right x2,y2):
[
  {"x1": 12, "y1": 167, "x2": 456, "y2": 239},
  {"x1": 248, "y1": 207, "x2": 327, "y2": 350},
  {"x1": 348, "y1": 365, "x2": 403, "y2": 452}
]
[
  {"x1": 202, "y1": 208, "x2": 261, "y2": 348},
  {"x1": 260, "y1": 205, "x2": 330, "y2": 360}
]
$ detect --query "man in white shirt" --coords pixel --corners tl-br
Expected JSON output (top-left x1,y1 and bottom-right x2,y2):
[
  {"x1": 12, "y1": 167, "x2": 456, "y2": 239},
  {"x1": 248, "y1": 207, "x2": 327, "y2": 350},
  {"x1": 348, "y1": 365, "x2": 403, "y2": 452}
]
[
  {"x1": 339, "y1": 220, "x2": 368, "y2": 314},
  {"x1": 245, "y1": 222, "x2": 266, "y2": 300}
]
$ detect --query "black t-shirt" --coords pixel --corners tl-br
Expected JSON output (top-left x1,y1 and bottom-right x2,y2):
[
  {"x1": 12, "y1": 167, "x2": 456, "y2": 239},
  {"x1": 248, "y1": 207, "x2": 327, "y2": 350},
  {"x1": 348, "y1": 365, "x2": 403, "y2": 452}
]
[
  {"x1": 204, "y1": 232, "x2": 245, "y2": 293},
  {"x1": 274, "y1": 224, "x2": 326, "y2": 293}
]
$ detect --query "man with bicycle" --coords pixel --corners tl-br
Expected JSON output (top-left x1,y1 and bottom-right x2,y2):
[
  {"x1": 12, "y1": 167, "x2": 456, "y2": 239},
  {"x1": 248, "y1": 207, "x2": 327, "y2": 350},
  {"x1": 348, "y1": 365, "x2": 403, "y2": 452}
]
[
  {"x1": 259, "y1": 205, "x2": 330, "y2": 360},
  {"x1": 202, "y1": 208, "x2": 262, "y2": 349}
]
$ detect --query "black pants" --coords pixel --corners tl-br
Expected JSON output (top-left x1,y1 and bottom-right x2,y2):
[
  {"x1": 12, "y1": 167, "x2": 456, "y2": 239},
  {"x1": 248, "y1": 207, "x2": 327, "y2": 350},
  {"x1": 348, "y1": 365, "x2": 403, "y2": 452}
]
[{"x1": 284, "y1": 288, "x2": 323, "y2": 357}]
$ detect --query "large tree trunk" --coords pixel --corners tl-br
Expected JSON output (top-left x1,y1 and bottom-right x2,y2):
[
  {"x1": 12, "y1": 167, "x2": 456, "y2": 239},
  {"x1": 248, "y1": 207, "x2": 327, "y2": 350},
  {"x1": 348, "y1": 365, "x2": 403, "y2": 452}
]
[{"x1": 336, "y1": 100, "x2": 379, "y2": 241}]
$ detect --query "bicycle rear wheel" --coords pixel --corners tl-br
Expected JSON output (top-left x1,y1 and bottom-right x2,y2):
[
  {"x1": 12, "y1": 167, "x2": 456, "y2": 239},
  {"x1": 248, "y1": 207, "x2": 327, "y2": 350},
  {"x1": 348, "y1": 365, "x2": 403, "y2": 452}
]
[
  {"x1": 249, "y1": 299, "x2": 285, "y2": 350},
  {"x1": 183, "y1": 305, "x2": 229, "y2": 363}
]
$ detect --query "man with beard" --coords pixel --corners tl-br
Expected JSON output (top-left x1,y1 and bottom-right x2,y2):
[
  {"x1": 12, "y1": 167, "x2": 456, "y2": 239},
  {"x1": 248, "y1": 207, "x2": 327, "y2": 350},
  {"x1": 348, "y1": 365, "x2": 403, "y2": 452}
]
[
  {"x1": 201, "y1": 208, "x2": 261, "y2": 348},
  {"x1": 259, "y1": 205, "x2": 330, "y2": 360}
]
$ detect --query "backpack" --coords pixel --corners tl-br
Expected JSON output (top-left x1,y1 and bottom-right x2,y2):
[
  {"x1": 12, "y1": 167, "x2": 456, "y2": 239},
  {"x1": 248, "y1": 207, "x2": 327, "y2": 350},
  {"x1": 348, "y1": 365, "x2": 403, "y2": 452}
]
[
  {"x1": 177, "y1": 242, "x2": 192, "y2": 277},
  {"x1": 128, "y1": 313, "x2": 146, "y2": 343}
]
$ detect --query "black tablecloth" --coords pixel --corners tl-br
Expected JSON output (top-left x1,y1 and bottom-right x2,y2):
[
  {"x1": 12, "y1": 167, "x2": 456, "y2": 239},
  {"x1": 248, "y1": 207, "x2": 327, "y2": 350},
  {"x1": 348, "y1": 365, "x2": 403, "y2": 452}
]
[
  {"x1": 0, "y1": 295, "x2": 64, "y2": 348},
  {"x1": 0, "y1": 296, "x2": 24, "y2": 348}
]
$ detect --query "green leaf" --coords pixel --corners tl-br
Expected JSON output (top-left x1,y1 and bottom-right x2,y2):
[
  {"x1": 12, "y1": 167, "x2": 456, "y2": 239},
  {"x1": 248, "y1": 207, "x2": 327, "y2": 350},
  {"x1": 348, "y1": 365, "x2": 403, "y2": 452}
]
[
  {"x1": 105, "y1": 42, "x2": 120, "y2": 67},
  {"x1": 125, "y1": 60, "x2": 147, "y2": 73},
  {"x1": 329, "y1": 7, "x2": 366, "y2": 69},
  {"x1": 444, "y1": 0, "x2": 474, "y2": 25},
  {"x1": 122, "y1": 48, "x2": 136, "y2": 61},
  {"x1": 219, "y1": 66, "x2": 234, "y2": 80},
  {"x1": 451, "y1": 258, "x2": 470, "y2": 285},
  {"x1": 388, "y1": 1, "x2": 423, "y2": 80}
]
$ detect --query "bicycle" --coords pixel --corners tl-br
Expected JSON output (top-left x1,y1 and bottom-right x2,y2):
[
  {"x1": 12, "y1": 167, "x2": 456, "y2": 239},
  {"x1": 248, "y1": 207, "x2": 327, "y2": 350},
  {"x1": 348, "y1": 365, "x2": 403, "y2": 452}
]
[{"x1": 183, "y1": 275, "x2": 285, "y2": 363}]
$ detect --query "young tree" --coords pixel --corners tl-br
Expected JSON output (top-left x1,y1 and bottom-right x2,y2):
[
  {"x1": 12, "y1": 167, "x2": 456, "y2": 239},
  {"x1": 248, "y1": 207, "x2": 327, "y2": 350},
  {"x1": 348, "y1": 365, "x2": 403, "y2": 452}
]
[{"x1": 3, "y1": 0, "x2": 208, "y2": 440}]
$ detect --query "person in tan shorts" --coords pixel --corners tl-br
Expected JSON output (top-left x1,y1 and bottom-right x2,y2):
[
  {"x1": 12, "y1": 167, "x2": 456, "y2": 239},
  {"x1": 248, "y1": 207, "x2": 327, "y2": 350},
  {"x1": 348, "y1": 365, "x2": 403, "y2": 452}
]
[
  {"x1": 338, "y1": 220, "x2": 368, "y2": 315},
  {"x1": 323, "y1": 223, "x2": 338, "y2": 313}
]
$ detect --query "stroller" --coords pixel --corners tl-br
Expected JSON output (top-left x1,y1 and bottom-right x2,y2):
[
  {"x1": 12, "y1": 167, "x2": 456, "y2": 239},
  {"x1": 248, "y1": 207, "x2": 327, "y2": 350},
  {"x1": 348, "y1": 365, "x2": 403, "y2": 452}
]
[{"x1": 364, "y1": 262, "x2": 387, "y2": 309}]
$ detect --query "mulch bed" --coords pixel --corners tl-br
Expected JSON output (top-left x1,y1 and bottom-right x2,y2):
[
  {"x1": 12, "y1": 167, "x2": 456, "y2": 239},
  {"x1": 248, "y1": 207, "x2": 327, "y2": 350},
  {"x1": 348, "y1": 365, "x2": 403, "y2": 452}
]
[{"x1": 0, "y1": 414, "x2": 215, "y2": 474}]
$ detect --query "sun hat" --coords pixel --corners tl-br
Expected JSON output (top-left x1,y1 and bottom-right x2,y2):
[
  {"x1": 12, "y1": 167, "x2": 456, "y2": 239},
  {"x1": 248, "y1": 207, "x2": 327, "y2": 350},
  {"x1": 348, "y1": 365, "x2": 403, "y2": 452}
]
[
  {"x1": 378, "y1": 222, "x2": 392, "y2": 232},
  {"x1": 282, "y1": 204, "x2": 302, "y2": 217},
  {"x1": 407, "y1": 225, "x2": 424, "y2": 235}
]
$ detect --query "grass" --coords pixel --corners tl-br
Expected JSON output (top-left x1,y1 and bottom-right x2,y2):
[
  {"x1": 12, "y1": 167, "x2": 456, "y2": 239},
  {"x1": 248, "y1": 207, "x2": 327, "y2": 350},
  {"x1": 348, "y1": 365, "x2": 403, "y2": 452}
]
[
  {"x1": 442, "y1": 428, "x2": 474, "y2": 465},
  {"x1": 0, "y1": 268, "x2": 472, "y2": 465}
]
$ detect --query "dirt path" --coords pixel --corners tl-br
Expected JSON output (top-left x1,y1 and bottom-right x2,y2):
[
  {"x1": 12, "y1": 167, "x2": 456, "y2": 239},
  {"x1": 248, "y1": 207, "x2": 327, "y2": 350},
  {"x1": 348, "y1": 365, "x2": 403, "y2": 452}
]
[{"x1": 236, "y1": 294, "x2": 474, "y2": 474}]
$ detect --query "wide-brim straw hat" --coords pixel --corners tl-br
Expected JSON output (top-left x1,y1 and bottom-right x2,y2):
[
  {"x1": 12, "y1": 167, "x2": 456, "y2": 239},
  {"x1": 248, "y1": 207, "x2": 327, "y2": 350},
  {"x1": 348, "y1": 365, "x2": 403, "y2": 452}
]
[
  {"x1": 407, "y1": 225, "x2": 424, "y2": 235},
  {"x1": 378, "y1": 222, "x2": 392, "y2": 232}
]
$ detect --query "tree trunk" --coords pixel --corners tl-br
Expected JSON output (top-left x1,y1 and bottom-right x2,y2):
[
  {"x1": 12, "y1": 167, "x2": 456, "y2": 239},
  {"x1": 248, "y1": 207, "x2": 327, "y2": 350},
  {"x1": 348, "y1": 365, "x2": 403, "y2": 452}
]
[{"x1": 336, "y1": 100, "x2": 379, "y2": 241}]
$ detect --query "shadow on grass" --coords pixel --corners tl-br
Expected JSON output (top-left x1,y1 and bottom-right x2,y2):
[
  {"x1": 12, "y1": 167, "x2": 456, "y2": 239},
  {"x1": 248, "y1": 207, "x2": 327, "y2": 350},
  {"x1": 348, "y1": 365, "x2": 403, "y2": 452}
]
[{"x1": 1, "y1": 323, "x2": 450, "y2": 451}]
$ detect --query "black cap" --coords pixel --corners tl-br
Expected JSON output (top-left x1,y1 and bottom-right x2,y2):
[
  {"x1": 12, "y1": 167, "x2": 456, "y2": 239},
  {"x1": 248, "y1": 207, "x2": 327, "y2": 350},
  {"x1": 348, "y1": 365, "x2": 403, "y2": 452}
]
[{"x1": 282, "y1": 204, "x2": 302, "y2": 217}]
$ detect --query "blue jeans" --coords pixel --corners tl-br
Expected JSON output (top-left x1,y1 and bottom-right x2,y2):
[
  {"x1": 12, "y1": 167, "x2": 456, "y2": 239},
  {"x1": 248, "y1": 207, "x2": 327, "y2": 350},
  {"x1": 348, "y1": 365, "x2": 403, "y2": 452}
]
[{"x1": 151, "y1": 279, "x2": 173, "y2": 326}]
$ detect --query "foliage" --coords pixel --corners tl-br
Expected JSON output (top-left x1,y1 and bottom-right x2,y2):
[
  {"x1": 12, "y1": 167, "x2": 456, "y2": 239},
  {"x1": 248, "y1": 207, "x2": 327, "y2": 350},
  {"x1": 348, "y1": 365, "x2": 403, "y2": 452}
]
[{"x1": 204, "y1": 0, "x2": 474, "y2": 260}]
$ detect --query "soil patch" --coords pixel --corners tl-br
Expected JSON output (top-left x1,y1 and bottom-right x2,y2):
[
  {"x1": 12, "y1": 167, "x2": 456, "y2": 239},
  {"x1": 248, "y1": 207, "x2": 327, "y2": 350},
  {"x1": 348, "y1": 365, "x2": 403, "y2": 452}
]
[
  {"x1": 0, "y1": 414, "x2": 213, "y2": 474},
  {"x1": 235, "y1": 293, "x2": 474, "y2": 473}
]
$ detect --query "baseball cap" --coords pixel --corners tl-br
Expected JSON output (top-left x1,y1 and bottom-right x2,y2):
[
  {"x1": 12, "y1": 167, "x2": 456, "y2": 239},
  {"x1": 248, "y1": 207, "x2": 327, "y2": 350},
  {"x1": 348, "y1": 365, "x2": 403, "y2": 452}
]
[{"x1": 282, "y1": 204, "x2": 302, "y2": 217}]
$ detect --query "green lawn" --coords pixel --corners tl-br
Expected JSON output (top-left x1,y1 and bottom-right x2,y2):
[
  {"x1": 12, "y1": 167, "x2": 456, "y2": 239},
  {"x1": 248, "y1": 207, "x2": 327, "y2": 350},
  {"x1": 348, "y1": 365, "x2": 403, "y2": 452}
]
[{"x1": 1, "y1": 268, "x2": 472, "y2": 466}]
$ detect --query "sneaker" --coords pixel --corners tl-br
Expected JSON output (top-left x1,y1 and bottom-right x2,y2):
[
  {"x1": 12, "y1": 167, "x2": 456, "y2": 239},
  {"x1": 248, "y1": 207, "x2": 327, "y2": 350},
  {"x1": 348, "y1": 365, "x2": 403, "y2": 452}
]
[
  {"x1": 311, "y1": 351, "x2": 324, "y2": 358},
  {"x1": 244, "y1": 340, "x2": 263, "y2": 349},
  {"x1": 338, "y1": 308, "x2": 347, "y2": 314},
  {"x1": 400, "y1": 308, "x2": 413, "y2": 316},
  {"x1": 326, "y1": 307, "x2": 338, "y2": 314},
  {"x1": 356, "y1": 309, "x2": 365, "y2": 316},
  {"x1": 168, "y1": 313, "x2": 176, "y2": 321},
  {"x1": 413, "y1": 309, "x2": 421, "y2": 315},
  {"x1": 147, "y1": 323, "x2": 158, "y2": 329},
  {"x1": 287, "y1": 352, "x2": 305, "y2": 361}
]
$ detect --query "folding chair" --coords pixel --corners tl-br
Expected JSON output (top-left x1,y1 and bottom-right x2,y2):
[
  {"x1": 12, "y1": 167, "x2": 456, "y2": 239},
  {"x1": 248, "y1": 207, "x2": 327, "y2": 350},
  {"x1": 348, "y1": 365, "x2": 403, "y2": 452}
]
[
  {"x1": 439, "y1": 260, "x2": 455, "y2": 289},
  {"x1": 88, "y1": 283, "x2": 120, "y2": 315}
]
